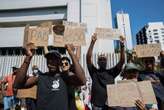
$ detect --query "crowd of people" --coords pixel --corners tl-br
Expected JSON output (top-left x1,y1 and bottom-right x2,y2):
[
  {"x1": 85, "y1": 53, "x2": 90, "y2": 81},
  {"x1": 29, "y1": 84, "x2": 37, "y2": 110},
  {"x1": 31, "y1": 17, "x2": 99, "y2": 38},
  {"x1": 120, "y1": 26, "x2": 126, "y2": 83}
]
[{"x1": 0, "y1": 33, "x2": 164, "y2": 110}]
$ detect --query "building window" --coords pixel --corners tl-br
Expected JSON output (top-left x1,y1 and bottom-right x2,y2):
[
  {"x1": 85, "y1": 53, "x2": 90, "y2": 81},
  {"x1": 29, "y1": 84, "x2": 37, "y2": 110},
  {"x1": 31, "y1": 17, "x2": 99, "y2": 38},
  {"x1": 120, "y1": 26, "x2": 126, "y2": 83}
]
[
  {"x1": 154, "y1": 36, "x2": 159, "y2": 39},
  {"x1": 153, "y1": 29, "x2": 158, "y2": 32},
  {"x1": 155, "y1": 40, "x2": 160, "y2": 43},
  {"x1": 154, "y1": 33, "x2": 158, "y2": 35}
]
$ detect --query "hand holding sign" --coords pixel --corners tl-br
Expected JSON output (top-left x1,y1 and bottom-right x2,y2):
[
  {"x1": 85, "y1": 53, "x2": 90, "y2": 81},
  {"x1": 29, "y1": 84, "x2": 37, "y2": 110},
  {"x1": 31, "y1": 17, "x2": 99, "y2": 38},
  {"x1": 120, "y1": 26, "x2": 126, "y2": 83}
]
[
  {"x1": 25, "y1": 42, "x2": 36, "y2": 57},
  {"x1": 91, "y1": 33, "x2": 97, "y2": 43},
  {"x1": 120, "y1": 36, "x2": 126, "y2": 43},
  {"x1": 95, "y1": 28, "x2": 122, "y2": 40},
  {"x1": 120, "y1": 36, "x2": 126, "y2": 47},
  {"x1": 24, "y1": 25, "x2": 50, "y2": 48},
  {"x1": 135, "y1": 100, "x2": 147, "y2": 110},
  {"x1": 53, "y1": 24, "x2": 65, "y2": 35},
  {"x1": 65, "y1": 44, "x2": 75, "y2": 55}
]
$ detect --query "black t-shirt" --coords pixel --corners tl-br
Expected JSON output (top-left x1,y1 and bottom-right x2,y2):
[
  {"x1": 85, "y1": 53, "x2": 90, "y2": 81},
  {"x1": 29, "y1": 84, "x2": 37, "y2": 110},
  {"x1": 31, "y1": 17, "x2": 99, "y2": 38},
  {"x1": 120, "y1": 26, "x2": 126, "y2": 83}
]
[
  {"x1": 87, "y1": 64, "x2": 121, "y2": 106},
  {"x1": 67, "y1": 85, "x2": 77, "y2": 110},
  {"x1": 37, "y1": 73, "x2": 69, "y2": 110}
]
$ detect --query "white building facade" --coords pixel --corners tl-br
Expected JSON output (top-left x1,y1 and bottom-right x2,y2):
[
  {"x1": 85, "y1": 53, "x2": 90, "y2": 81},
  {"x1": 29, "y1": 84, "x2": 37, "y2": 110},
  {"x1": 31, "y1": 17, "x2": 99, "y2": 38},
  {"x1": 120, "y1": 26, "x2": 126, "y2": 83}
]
[
  {"x1": 136, "y1": 22, "x2": 164, "y2": 50},
  {"x1": 0, "y1": 0, "x2": 115, "y2": 77},
  {"x1": 116, "y1": 11, "x2": 133, "y2": 50},
  {"x1": 0, "y1": 0, "x2": 114, "y2": 53}
]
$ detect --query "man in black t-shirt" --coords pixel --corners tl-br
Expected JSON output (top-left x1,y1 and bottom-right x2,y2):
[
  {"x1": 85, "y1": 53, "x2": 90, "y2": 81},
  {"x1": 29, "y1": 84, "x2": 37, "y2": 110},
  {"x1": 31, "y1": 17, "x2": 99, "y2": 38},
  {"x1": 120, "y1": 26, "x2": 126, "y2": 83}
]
[
  {"x1": 138, "y1": 57, "x2": 164, "y2": 110},
  {"x1": 13, "y1": 44, "x2": 86, "y2": 110},
  {"x1": 86, "y1": 33, "x2": 125, "y2": 110}
]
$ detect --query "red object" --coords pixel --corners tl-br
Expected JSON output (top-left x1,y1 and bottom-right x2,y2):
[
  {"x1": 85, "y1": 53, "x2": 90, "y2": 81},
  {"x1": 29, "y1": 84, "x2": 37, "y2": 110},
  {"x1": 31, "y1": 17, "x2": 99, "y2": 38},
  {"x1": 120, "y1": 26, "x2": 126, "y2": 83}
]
[{"x1": 4, "y1": 74, "x2": 15, "y2": 96}]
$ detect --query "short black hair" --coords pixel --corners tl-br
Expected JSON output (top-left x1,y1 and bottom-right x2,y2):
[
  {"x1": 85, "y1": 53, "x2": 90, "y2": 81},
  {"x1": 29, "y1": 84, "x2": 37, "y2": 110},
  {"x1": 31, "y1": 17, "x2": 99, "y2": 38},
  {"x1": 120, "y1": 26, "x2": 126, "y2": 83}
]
[
  {"x1": 45, "y1": 50, "x2": 61, "y2": 60},
  {"x1": 61, "y1": 56, "x2": 71, "y2": 64}
]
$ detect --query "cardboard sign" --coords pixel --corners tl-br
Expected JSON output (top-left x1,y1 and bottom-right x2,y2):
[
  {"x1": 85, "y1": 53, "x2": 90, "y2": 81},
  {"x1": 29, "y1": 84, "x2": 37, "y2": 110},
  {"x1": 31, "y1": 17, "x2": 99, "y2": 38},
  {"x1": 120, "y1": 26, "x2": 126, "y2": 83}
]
[
  {"x1": 24, "y1": 26, "x2": 50, "y2": 47},
  {"x1": 53, "y1": 34, "x2": 65, "y2": 47},
  {"x1": 39, "y1": 21, "x2": 53, "y2": 34},
  {"x1": 134, "y1": 44, "x2": 161, "y2": 58},
  {"x1": 63, "y1": 21, "x2": 87, "y2": 29},
  {"x1": 107, "y1": 81, "x2": 157, "y2": 107},
  {"x1": 64, "y1": 26, "x2": 86, "y2": 46},
  {"x1": 95, "y1": 28, "x2": 121, "y2": 40},
  {"x1": 16, "y1": 85, "x2": 37, "y2": 99},
  {"x1": 54, "y1": 25, "x2": 86, "y2": 47}
]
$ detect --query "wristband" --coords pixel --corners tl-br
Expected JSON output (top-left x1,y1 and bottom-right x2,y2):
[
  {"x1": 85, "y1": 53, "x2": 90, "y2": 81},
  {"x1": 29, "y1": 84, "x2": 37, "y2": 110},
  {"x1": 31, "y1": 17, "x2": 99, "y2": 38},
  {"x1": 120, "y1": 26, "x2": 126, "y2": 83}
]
[{"x1": 120, "y1": 43, "x2": 125, "y2": 48}]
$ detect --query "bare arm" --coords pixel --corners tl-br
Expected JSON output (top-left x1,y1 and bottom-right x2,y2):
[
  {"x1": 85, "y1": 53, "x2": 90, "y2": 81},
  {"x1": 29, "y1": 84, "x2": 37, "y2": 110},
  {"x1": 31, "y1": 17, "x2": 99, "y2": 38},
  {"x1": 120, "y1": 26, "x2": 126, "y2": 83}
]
[
  {"x1": 75, "y1": 46, "x2": 81, "y2": 62},
  {"x1": 66, "y1": 44, "x2": 86, "y2": 86},
  {"x1": 14, "y1": 45, "x2": 38, "y2": 89},
  {"x1": 86, "y1": 33, "x2": 97, "y2": 65},
  {"x1": 115, "y1": 36, "x2": 125, "y2": 70}
]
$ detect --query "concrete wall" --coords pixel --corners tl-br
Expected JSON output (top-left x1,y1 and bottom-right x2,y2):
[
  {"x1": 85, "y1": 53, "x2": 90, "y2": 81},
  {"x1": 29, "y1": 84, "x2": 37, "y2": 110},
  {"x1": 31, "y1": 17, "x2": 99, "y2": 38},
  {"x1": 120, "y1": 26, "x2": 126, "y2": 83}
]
[
  {"x1": 80, "y1": 0, "x2": 114, "y2": 53},
  {"x1": 0, "y1": 27, "x2": 24, "y2": 47},
  {"x1": 0, "y1": 0, "x2": 67, "y2": 10}
]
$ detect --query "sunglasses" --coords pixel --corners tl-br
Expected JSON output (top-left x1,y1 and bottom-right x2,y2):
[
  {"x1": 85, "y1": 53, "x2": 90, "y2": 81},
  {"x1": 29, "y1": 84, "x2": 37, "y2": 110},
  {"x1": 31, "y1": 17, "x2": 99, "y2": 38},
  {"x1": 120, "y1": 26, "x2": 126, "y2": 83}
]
[{"x1": 62, "y1": 62, "x2": 69, "y2": 66}]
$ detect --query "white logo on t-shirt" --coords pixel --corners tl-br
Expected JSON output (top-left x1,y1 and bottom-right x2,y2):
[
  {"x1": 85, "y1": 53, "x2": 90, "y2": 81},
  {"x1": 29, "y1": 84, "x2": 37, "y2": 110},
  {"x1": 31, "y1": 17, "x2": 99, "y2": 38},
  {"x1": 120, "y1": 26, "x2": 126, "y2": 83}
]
[{"x1": 51, "y1": 79, "x2": 60, "y2": 91}]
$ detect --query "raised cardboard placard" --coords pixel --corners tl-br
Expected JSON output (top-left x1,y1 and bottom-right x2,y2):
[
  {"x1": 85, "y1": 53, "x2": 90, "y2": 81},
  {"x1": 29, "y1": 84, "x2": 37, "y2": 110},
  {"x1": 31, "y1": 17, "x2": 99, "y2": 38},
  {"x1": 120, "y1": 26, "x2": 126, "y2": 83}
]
[
  {"x1": 16, "y1": 85, "x2": 37, "y2": 99},
  {"x1": 63, "y1": 26, "x2": 86, "y2": 46},
  {"x1": 39, "y1": 21, "x2": 53, "y2": 34},
  {"x1": 107, "y1": 81, "x2": 157, "y2": 107},
  {"x1": 95, "y1": 28, "x2": 121, "y2": 40},
  {"x1": 23, "y1": 26, "x2": 50, "y2": 47},
  {"x1": 134, "y1": 44, "x2": 161, "y2": 58},
  {"x1": 63, "y1": 21, "x2": 87, "y2": 29},
  {"x1": 53, "y1": 34, "x2": 65, "y2": 47},
  {"x1": 53, "y1": 25, "x2": 86, "y2": 47}
]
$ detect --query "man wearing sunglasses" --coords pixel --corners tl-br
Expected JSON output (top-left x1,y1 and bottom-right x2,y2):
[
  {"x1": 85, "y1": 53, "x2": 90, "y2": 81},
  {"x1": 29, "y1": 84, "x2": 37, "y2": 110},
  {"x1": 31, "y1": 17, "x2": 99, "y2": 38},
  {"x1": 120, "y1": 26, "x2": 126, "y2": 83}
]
[
  {"x1": 86, "y1": 33, "x2": 125, "y2": 110},
  {"x1": 13, "y1": 43, "x2": 86, "y2": 110},
  {"x1": 61, "y1": 56, "x2": 78, "y2": 110}
]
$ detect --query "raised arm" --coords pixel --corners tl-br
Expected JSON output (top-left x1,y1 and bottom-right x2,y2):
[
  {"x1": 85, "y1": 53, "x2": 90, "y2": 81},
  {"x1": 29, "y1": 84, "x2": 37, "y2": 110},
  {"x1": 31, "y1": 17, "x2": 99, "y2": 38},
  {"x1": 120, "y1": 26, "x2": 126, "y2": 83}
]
[
  {"x1": 115, "y1": 36, "x2": 125, "y2": 70},
  {"x1": 75, "y1": 46, "x2": 81, "y2": 62},
  {"x1": 87, "y1": 33, "x2": 97, "y2": 65},
  {"x1": 65, "y1": 44, "x2": 86, "y2": 86},
  {"x1": 14, "y1": 44, "x2": 38, "y2": 89}
]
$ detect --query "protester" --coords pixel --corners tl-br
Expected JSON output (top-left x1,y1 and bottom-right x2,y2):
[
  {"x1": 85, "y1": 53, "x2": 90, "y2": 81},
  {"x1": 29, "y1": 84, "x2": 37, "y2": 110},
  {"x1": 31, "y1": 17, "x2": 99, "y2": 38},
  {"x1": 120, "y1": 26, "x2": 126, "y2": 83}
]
[
  {"x1": 138, "y1": 57, "x2": 164, "y2": 110},
  {"x1": 122, "y1": 62, "x2": 140, "y2": 80},
  {"x1": 13, "y1": 43, "x2": 86, "y2": 110},
  {"x1": 86, "y1": 33, "x2": 125, "y2": 110},
  {"x1": 1, "y1": 66, "x2": 18, "y2": 110},
  {"x1": 159, "y1": 51, "x2": 164, "y2": 86},
  {"x1": 159, "y1": 50, "x2": 164, "y2": 69},
  {"x1": 60, "y1": 44, "x2": 82, "y2": 110},
  {"x1": 61, "y1": 56, "x2": 78, "y2": 110},
  {"x1": 116, "y1": 62, "x2": 157, "y2": 110}
]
